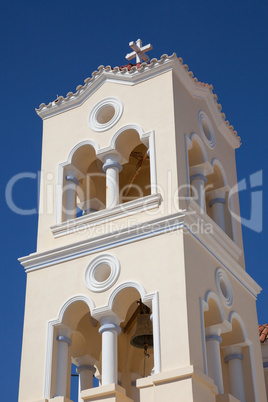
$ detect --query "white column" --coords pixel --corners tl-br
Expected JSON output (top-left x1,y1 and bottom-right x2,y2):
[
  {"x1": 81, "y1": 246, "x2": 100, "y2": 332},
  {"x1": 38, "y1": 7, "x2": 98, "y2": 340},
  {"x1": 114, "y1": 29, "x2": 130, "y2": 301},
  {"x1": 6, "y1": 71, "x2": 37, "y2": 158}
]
[
  {"x1": 65, "y1": 175, "x2": 79, "y2": 220},
  {"x1": 205, "y1": 328, "x2": 224, "y2": 394},
  {"x1": 224, "y1": 346, "x2": 245, "y2": 402},
  {"x1": 77, "y1": 364, "x2": 96, "y2": 401},
  {"x1": 207, "y1": 190, "x2": 226, "y2": 232},
  {"x1": 102, "y1": 155, "x2": 122, "y2": 209},
  {"x1": 99, "y1": 320, "x2": 121, "y2": 385},
  {"x1": 190, "y1": 167, "x2": 208, "y2": 212},
  {"x1": 55, "y1": 334, "x2": 72, "y2": 397}
]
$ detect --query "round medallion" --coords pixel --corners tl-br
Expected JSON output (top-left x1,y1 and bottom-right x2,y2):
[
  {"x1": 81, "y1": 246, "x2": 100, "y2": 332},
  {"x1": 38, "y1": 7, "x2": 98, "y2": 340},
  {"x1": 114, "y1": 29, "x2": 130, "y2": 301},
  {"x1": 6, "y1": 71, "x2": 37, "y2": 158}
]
[
  {"x1": 84, "y1": 254, "x2": 120, "y2": 292},
  {"x1": 198, "y1": 111, "x2": 215, "y2": 148},
  {"x1": 88, "y1": 97, "x2": 123, "y2": 132},
  {"x1": 215, "y1": 268, "x2": 233, "y2": 307}
]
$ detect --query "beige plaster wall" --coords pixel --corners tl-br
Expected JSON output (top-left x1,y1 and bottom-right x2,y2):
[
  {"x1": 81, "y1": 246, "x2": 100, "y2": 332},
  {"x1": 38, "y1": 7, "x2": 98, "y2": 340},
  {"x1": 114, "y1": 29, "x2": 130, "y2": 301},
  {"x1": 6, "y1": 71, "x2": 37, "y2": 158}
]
[
  {"x1": 183, "y1": 234, "x2": 266, "y2": 401},
  {"x1": 36, "y1": 71, "x2": 179, "y2": 253},
  {"x1": 19, "y1": 229, "x2": 192, "y2": 401}
]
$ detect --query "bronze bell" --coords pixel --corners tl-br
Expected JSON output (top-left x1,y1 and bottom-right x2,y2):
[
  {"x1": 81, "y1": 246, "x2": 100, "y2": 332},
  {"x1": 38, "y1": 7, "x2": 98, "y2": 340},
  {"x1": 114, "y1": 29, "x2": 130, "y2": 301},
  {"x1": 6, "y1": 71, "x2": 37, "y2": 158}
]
[{"x1": 130, "y1": 313, "x2": 153, "y2": 349}]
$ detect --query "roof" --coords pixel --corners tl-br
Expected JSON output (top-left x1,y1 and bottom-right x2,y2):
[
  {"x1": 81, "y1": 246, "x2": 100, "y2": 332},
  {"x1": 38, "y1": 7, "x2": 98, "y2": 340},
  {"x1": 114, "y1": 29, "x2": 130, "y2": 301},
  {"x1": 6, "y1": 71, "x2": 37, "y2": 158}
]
[
  {"x1": 35, "y1": 53, "x2": 240, "y2": 146},
  {"x1": 259, "y1": 324, "x2": 268, "y2": 343}
]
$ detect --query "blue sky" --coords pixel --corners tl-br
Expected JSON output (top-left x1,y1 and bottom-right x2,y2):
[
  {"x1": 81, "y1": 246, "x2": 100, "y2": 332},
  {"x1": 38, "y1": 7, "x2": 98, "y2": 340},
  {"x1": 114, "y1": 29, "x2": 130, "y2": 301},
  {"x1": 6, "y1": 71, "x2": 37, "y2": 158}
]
[{"x1": 1, "y1": 1, "x2": 267, "y2": 400}]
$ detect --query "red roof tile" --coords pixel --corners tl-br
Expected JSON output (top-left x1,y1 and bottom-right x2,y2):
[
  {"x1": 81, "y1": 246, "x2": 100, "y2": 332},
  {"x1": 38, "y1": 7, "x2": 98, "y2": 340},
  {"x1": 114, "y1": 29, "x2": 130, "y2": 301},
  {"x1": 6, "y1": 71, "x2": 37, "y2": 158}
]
[{"x1": 259, "y1": 324, "x2": 268, "y2": 343}]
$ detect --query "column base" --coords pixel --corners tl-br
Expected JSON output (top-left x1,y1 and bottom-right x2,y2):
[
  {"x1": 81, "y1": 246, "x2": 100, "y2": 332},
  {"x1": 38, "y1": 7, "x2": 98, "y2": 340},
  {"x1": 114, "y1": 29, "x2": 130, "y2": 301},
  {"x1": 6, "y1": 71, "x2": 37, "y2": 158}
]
[
  {"x1": 80, "y1": 384, "x2": 133, "y2": 402},
  {"x1": 137, "y1": 366, "x2": 218, "y2": 402},
  {"x1": 48, "y1": 398, "x2": 73, "y2": 402},
  {"x1": 216, "y1": 394, "x2": 240, "y2": 402}
]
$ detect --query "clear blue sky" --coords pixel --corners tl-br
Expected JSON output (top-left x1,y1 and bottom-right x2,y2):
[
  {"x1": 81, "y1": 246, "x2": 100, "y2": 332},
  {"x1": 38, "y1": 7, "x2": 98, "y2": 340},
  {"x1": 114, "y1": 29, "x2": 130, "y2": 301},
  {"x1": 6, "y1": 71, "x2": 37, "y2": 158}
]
[{"x1": 1, "y1": 1, "x2": 267, "y2": 400}]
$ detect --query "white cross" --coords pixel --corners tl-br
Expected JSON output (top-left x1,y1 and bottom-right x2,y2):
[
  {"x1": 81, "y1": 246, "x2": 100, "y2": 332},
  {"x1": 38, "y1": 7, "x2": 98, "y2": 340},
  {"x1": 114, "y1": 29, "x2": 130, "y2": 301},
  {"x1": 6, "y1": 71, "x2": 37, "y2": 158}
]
[{"x1": 125, "y1": 39, "x2": 153, "y2": 64}]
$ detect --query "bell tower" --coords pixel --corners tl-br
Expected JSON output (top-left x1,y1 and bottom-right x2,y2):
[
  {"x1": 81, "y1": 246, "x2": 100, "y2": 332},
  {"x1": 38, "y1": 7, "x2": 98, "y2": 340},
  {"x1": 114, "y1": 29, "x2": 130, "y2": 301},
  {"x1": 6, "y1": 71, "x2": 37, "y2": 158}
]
[{"x1": 19, "y1": 40, "x2": 267, "y2": 402}]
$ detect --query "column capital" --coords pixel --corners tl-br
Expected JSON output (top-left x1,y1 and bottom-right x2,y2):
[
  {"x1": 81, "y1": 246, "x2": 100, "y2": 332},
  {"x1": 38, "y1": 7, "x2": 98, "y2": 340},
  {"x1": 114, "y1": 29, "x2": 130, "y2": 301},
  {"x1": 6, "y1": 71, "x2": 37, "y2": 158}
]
[
  {"x1": 65, "y1": 175, "x2": 79, "y2": 186},
  {"x1": 76, "y1": 364, "x2": 96, "y2": 374},
  {"x1": 57, "y1": 335, "x2": 72, "y2": 346},
  {"x1": 99, "y1": 322, "x2": 121, "y2": 336},
  {"x1": 189, "y1": 161, "x2": 213, "y2": 180},
  {"x1": 207, "y1": 186, "x2": 230, "y2": 206},
  {"x1": 102, "y1": 159, "x2": 122, "y2": 173},
  {"x1": 222, "y1": 345, "x2": 243, "y2": 357}
]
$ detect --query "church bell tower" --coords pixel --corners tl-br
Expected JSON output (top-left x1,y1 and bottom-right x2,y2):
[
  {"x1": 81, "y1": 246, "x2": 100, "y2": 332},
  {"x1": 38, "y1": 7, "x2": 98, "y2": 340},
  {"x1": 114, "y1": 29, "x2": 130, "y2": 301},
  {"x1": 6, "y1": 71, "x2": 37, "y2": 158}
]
[{"x1": 19, "y1": 40, "x2": 267, "y2": 402}]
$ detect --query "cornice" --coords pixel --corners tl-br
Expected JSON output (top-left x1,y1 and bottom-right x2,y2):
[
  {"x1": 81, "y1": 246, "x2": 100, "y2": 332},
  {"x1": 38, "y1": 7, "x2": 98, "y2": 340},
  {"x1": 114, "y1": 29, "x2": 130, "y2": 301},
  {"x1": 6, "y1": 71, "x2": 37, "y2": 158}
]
[
  {"x1": 19, "y1": 204, "x2": 260, "y2": 297},
  {"x1": 36, "y1": 53, "x2": 240, "y2": 148},
  {"x1": 184, "y1": 200, "x2": 261, "y2": 298},
  {"x1": 19, "y1": 211, "x2": 185, "y2": 273},
  {"x1": 51, "y1": 193, "x2": 162, "y2": 238}
]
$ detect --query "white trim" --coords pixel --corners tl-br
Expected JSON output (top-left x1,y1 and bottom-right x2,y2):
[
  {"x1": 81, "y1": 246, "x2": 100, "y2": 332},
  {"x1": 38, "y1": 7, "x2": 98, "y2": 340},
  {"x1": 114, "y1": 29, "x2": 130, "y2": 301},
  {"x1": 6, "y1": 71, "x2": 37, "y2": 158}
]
[
  {"x1": 184, "y1": 202, "x2": 261, "y2": 298},
  {"x1": 215, "y1": 268, "x2": 233, "y2": 307},
  {"x1": 84, "y1": 254, "x2": 120, "y2": 293},
  {"x1": 19, "y1": 210, "x2": 185, "y2": 272},
  {"x1": 44, "y1": 295, "x2": 95, "y2": 399},
  {"x1": 88, "y1": 97, "x2": 123, "y2": 132},
  {"x1": 37, "y1": 56, "x2": 240, "y2": 149},
  {"x1": 143, "y1": 292, "x2": 161, "y2": 374},
  {"x1": 51, "y1": 193, "x2": 162, "y2": 238},
  {"x1": 56, "y1": 139, "x2": 100, "y2": 224},
  {"x1": 44, "y1": 286, "x2": 161, "y2": 398},
  {"x1": 198, "y1": 111, "x2": 216, "y2": 149},
  {"x1": 227, "y1": 311, "x2": 259, "y2": 402},
  {"x1": 189, "y1": 133, "x2": 209, "y2": 162},
  {"x1": 200, "y1": 298, "x2": 209, "y2": 375},
  {"x1": 186, "y1": 199, "x2": 242, "y2": 260}
]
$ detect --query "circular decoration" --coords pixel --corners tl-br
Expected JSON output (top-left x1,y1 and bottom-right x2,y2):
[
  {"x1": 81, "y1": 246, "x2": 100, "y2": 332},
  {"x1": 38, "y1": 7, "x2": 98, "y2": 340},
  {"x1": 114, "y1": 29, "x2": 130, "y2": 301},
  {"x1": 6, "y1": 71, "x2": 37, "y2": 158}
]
[
  {"x1": 84, "y1": 254, "x2": 120, "y2": 292},
  {"x1": 198, "y1": 111, "x2": 215, "y2": 148},
  {"x1": 88, "y1": 97, "x2": 123, "y2": 132},
  {"x1": 215, "y1": 268, "x2": 233, "y2": 307}
]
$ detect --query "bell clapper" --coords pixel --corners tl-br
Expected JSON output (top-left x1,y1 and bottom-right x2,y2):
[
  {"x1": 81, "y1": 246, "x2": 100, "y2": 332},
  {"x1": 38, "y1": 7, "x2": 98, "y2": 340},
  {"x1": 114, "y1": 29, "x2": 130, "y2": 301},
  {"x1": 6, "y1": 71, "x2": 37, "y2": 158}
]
[{"x1": 143, "y1": 339, "x2": 150, "y2": 378}]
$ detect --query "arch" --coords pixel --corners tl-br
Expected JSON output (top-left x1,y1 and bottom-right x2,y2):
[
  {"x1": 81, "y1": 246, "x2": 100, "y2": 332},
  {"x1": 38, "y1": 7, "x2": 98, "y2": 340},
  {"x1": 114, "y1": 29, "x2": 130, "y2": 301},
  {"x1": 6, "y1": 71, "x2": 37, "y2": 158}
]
[
  {"x1": 67, "y1": 139, "x2": 100, "y2": 163},
  {"x1": 228, "y1": 311, "x2": 249, "y2": 344},
  {"x1": 44, "y1": 295, "x2": 96, "y2": 399},
  {"x1": 204, "y1": 290, "x2": 226, "y2": 326},
  {"x1": 108, "y1": 281, "x2": 147, "y2": 319},
  {"x1": 58, "y1": 294, "x2": 96, "y2": 327},
  {"x1": 189, "y1": 133, "x2": 208, "y2": 164},
  {"x1": 211, "y1": 158, "x2": 228, "y2": 187},
  {"x1": 110, "y1": 124, "x2": 145, "y2": 150}
]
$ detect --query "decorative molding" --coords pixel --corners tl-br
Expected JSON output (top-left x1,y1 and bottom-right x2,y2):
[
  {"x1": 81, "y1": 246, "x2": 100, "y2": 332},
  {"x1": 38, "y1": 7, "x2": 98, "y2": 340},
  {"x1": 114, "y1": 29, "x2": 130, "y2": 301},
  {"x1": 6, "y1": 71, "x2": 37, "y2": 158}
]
[
  {"x1": 43, "y1": 286, "x2": 161, "y2": 398},
  {"x1": 36, "y1": 54, "x2": 240, "y2": 149},
  {"x1": 198, "y1": 110, "x2": 215, "y2": 148},
  {"x1": 19, "y1": 210, "x2": 185, "y2": 272},
  {"x1": 51, "y1": 193, "x2": 162, "y2": 238},
  {"x1": 88, "y1": 97, "x2": 123, "y2": 132},
  {"x1": 84, "y1": 254, "x2": 120, "y2": 293},
  {"x1": 215, "y1": 268, "x2": 233, "y2": 307}
]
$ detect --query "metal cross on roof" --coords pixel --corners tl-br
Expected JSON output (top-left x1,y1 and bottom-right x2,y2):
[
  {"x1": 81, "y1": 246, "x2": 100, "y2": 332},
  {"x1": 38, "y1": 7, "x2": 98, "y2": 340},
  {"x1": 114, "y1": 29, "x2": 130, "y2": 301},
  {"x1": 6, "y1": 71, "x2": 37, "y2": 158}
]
[{"x1": 125, "y1": 39, "x2": 153, "y2": 64}]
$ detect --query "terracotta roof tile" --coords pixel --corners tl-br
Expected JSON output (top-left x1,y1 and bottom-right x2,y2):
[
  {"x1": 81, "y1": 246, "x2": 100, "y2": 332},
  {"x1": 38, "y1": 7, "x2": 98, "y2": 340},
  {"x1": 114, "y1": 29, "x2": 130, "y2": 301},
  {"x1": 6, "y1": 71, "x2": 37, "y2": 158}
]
[
  {"x1": 259, "y1": 324, "x2": 268, "y2": 343},
  {"x1": 36, "y1": 53, "x2": 240, "y2": 144}
]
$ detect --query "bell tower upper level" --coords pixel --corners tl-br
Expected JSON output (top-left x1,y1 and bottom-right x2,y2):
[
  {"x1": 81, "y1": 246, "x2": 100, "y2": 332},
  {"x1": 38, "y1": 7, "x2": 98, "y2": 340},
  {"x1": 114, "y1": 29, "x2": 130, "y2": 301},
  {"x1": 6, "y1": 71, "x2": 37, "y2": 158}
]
[{"x1": 33, "y1": 42, "x2": 243, "y2": 268}]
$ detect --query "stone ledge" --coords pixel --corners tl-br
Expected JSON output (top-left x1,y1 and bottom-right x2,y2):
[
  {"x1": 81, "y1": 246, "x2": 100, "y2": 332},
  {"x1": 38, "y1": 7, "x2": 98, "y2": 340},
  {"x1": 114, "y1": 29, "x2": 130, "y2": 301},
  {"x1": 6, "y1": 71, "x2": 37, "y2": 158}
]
[
  {"x1": 80, "y1": 383, "x2": 133, "y2": 402},
  {"x1": 136, "y1": 365, "x2": 217, "y2": 393},
  {"x1": 216, "y1": 394, "x2": 240, "y2": 402}
]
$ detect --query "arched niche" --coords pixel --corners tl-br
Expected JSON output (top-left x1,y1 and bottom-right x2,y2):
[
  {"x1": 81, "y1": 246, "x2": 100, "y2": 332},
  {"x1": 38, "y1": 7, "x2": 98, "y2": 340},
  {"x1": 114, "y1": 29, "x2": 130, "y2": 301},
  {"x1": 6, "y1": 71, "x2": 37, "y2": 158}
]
[
  {"x1": 112, "y1": 128, "x2": 151, "y2": 204},
  {"x1": 44, "y1": 295, "x2": 99, "y2": 399},
  {"x1": 206, "y1": 159, "x2": 235, "y2": 240},
  {"x1": 204, "y1": 291, "x2": 226, "y2": 328},
  {"x1": 59, "y1": 140, "x2": 105, "y2": 222},
  {"x1": 188, "y1": 134, "x2": 208, "y2": 167}
]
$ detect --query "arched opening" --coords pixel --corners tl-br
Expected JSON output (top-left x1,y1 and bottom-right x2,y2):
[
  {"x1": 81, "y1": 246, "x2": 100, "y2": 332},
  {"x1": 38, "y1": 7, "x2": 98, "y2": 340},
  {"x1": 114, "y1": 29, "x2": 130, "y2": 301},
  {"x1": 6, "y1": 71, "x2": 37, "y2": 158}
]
[
  {"x1": 51, "y1": 300, "x2": 101, "y2": 401},
  {"x1": 115, "y1": 129, "x2": 151, "y2": 204},
  {"x1": 221, "y1": 315, "x2": 255, "y2": 402},
  {"x1": 188, "y1": 137, "x2": 207, "y2": 168},
  {"x1": 206, "y1": 161, "x2": 233, "y2": 239},
  {"x1": 62, "y1": 143, "x2": 105, "y2": 221},
  {"x1": 112, "y1": 286, "x2": 154, "y2": 401}
]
